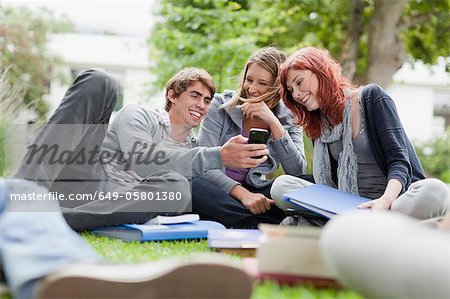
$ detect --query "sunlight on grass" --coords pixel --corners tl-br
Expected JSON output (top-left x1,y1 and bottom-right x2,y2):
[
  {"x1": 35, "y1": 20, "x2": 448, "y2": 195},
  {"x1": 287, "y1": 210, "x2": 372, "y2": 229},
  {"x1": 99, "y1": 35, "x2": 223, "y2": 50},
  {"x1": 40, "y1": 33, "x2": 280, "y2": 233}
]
[{"x1": 252, "y1": 280, "x2": 363, "y2": 299}]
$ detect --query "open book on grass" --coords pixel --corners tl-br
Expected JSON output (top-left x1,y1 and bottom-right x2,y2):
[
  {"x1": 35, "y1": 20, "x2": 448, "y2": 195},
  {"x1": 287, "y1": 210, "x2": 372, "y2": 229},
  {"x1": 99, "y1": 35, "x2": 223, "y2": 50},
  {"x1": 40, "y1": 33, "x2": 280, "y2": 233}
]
[{"x1": 283, "y1": 184, "x2": 370, "y2": 219}]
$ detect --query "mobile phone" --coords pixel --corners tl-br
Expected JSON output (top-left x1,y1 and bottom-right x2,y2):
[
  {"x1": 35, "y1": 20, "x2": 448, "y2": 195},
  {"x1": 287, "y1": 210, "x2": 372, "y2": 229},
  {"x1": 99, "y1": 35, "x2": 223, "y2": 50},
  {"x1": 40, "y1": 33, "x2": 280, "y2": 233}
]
[{"x1": 248, "y1": 128, "x2": 269, "y2": 159}]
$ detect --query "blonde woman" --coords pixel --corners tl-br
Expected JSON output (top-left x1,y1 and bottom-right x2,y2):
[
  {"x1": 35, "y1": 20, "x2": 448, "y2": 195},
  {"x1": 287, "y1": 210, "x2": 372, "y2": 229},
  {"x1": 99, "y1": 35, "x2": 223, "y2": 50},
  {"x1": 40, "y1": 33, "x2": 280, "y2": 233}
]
[{"x1": 193, "y1": 47, "x2": 307, "y2": 228}]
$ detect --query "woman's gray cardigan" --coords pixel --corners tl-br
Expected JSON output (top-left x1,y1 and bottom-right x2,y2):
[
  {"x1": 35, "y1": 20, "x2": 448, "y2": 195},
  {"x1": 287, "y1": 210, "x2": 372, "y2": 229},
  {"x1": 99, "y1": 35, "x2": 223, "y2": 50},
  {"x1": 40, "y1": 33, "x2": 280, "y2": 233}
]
[{"x1": 197, "y1": 91, "x2": 307, "y2": 194}]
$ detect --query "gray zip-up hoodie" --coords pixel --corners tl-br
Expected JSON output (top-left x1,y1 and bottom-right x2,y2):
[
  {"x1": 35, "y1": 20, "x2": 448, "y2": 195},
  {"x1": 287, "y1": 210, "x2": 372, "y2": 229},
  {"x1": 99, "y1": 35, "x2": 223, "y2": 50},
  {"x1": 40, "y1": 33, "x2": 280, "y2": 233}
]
[
  {"x1": 197, "y1": 91, "x2": 307, "y2": 194},
  {"x1": 99, "y1": 104, "x2": 223, "y2": 192}
]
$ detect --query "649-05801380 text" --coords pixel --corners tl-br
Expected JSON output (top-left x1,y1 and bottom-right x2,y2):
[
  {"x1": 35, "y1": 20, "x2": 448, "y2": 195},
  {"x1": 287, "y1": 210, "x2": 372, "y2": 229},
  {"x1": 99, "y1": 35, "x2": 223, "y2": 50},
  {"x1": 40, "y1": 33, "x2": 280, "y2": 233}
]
[{"x1": 9, "y1": 191, "x2": 183, "y2": 201}]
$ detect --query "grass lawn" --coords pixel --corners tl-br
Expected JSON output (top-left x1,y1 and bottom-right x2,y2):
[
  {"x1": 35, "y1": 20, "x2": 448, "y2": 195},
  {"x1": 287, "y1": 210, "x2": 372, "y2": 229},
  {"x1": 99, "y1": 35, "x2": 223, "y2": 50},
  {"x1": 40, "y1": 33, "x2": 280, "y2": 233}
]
[
  {"x1": 82, "y1": 233, "x2": 364, "y2": 299},
  {"x1": 0, "y1": 233, "x2": 364, "y2": 299}
]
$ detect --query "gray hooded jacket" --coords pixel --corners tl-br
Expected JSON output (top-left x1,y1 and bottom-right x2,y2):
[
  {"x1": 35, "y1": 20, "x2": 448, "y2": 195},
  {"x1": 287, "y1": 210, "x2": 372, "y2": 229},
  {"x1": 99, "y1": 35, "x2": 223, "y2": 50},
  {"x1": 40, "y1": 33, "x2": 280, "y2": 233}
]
[{"x1": 197, "y1": 91, "x2": 307, "y2": 194}]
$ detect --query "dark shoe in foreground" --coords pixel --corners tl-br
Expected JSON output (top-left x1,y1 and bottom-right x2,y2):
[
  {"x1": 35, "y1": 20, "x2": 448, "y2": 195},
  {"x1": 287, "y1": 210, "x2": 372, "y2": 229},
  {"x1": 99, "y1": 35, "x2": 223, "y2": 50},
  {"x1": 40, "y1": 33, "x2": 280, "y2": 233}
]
[{"x1": 36, "y1": 257, "x2": 253, "y2": 299}]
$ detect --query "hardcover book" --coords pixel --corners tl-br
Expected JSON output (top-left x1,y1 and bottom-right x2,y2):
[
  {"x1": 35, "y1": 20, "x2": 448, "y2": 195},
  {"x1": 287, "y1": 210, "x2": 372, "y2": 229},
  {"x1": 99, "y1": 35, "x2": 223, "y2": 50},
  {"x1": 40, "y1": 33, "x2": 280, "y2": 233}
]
[
  {"x1": 208, "y1": 229, "x2": 261, "y2": 249},
  {"x1": 243, "y1": 224, "x2": 339, "y2": 288},
  {"x1": 207, "y1": 229, "x2": 261, "y2": 258},
  {"x1": 93, "y1": 220, "x2": 225, "y2": 242}
]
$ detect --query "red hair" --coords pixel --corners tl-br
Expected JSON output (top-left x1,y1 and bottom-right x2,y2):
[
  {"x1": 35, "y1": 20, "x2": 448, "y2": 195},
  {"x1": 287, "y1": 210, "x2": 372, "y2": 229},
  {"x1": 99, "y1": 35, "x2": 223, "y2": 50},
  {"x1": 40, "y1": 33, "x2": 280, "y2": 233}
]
[{"x1": 280, "y1": 47, "x2": 353, "y2": 139}]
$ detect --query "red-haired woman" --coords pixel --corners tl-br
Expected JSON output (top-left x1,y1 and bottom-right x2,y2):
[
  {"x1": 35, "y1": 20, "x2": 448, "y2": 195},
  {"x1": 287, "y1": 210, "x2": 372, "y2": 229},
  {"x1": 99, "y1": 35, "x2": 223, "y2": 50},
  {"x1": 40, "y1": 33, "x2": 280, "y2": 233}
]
[{"x1": 271, "y1": 46, "x2": 449, "y2": 226}]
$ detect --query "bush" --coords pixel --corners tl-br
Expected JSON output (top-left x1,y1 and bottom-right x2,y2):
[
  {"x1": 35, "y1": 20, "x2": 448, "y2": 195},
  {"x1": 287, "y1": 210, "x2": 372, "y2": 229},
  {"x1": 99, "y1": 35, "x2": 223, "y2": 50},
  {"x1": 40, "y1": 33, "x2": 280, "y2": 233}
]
[
  {"x1": 415, "y1": 129, "x2": 450, "y2": 183},
  {"x1": 0, "y1": 68, "x2": 28, "y2": 177},
  {"x1": 0, "y1": 123, "x2": 5, "y2": 177},
  {"x1": 1, "y1": 5, "x2": 74, "y2": 119}
]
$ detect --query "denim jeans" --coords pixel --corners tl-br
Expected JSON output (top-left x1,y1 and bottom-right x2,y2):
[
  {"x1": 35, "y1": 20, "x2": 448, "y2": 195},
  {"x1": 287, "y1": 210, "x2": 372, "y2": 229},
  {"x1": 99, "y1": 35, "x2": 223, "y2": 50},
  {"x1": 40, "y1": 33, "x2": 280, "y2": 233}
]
[
  {"x1": 0, "y1": 179, "x2": 99, "y2": 298},
  {"x1": 15, "y1": 69, "x2": 119, "y2": 192},
  {"x1": 191, "y1": 177, "x2": 285, "y2": 228}
]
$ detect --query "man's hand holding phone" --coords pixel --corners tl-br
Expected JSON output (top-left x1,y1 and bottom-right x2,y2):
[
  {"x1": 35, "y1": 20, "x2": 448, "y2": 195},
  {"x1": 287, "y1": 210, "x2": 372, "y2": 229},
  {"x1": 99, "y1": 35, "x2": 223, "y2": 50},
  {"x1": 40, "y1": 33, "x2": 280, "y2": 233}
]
[{"x1": 220, "y1": 135, "x2": 268, "y2": 169}]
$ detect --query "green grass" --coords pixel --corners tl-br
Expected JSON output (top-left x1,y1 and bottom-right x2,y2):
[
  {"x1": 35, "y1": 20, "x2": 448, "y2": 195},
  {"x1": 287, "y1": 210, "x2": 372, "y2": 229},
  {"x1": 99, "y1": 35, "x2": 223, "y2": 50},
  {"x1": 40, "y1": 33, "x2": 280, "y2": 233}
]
[
  {"x1": 0, "y1": 233, "x2": 363, "y2": 299},
  {"x1": 82, "y1": 232, "x2": 215, "y2": 263},
  {"x1": 83, "y1": 233, "x2": 363, "y2": 299}
]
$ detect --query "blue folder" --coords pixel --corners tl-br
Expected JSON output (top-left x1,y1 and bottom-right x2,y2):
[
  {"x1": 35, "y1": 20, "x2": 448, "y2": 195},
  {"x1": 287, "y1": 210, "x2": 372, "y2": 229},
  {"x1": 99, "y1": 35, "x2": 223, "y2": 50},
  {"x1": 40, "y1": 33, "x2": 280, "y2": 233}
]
[
  {"x1": 283, "y1": 184, "x2": 370, "y2": 219},
  {"x1": 93, "y1": 220, "x2": 226, "y2": 242}
]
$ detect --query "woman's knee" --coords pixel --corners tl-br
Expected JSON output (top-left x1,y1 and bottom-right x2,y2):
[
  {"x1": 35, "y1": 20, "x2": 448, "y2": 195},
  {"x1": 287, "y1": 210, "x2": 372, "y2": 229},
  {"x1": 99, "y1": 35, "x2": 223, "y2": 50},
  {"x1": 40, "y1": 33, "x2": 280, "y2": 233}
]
[
  {"x1": 270, "y1": 175, "x2": 293, "y2": 204},
  {"x1": 417, "y1": 178, "x2": 450, "y2": 201},
  {"x1": 408, "y1": 178, "x2": 450, "y2": 216},
  {"x1": 270, "y1": 175, "x2": 312, "y2": 210}
]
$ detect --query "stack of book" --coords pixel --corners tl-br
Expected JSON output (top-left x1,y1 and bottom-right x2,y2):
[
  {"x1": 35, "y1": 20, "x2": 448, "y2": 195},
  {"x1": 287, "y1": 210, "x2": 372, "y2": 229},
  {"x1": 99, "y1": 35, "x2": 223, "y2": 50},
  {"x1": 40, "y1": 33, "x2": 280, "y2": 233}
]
[
  {"x1": 207, "y1": 229, "x2": 261, "y2": 257},
  {"x1": 244, "y1": 224, "x2": 339, "y2": 288},
  {"x1": 240, "y1": 184, "x2": 371, "y2": 286}
]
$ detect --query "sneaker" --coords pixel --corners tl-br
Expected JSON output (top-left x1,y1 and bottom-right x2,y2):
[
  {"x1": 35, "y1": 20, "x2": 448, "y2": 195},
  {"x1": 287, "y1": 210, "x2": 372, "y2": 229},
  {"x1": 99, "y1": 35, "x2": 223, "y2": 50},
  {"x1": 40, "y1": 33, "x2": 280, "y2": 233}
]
[
  {"x1": 35, "y1": 256, "x2": 253, "y2": 298},
  {"x1": 280, "y1": 215, "x2": 311, "y2": 226},
  {"x1": 280, "y1": 215, "x2": 327, "y2": 227}
]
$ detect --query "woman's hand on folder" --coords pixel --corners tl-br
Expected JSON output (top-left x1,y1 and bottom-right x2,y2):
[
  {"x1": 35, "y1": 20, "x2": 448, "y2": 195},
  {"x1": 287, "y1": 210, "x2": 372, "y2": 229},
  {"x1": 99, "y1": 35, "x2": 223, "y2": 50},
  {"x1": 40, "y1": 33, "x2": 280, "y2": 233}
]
[
  {"x1": 358, "y1": 179, "x2": 401, "y2": 211},
  {"x1": 357, "y1": 196, "x2": 392, "y2": 211}
]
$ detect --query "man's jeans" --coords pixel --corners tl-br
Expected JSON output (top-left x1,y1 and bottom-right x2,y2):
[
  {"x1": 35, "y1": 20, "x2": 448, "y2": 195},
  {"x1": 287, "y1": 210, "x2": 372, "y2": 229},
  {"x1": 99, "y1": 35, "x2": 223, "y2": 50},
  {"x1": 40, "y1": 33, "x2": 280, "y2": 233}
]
[
  {"x1": 192, "y1": 177, "x2": 285, "y2": 228},
  {"x1": 14, "y1": 69, "x2": 190, "y2": 232},
  {"x1": 0, "y1": 179, "x2": 99, "y2": 298}
]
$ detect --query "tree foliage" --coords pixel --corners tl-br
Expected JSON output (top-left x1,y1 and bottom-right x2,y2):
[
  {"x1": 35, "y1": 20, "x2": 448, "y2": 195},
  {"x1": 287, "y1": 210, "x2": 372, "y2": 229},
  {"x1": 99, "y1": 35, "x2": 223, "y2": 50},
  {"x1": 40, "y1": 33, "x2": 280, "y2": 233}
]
[
  {"x1": 403, "y1": 0, "x2": 450, "y2": 65},
  {"x1": 0, "y1": 5, "x2": 73, "y2": 119},
  {"x1": 149, "y1": 0, "x2": 449, "y2": 91},
  {"x1": 415, "y1": 129, "x2": 450, "y2": 183},
  {"x1": 0, "y1": 68, "x2": 26, "y2": 176},
  {"x1": 150, "y1": 0, "x2": 264, "y2": 93}
]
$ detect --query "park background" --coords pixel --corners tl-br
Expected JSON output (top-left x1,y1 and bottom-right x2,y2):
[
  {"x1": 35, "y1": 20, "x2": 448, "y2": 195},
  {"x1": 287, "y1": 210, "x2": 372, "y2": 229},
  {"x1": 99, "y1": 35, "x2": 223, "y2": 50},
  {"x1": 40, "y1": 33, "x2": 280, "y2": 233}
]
[
  {"x1": 0, "y1": 1, "x2": 449, "y2": 298},
  {"x1": 1, "y1": 0, "x2": 449, "y2": 182}
]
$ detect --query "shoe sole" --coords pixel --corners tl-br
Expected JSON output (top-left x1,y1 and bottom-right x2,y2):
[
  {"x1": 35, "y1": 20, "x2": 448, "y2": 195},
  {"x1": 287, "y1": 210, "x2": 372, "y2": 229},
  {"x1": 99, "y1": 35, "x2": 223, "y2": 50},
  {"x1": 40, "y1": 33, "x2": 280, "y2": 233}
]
[{"x1": 36, "y1": 262, "x2": 253, "y2": 299}]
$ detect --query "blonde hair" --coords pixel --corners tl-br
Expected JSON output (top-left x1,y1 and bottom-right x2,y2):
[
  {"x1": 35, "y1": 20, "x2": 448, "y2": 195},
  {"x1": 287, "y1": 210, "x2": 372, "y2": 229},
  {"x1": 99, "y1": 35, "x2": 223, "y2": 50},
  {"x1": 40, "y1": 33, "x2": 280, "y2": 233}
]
[
  {"x1": 164, "y1": 67, "x2": 215, "y2": 112},
  {"x1": 222, "y1": 46, "x2": 286, "y2": 110}
]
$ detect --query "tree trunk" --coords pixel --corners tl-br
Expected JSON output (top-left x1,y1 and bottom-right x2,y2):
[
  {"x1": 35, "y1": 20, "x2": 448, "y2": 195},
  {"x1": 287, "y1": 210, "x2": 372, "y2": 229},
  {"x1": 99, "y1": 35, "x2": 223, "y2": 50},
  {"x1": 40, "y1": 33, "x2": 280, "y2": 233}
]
[
  {"x1": 340, "y1": 0, "x2": 367, "y2": 81},
  {"x1": 366, "y1": 0, "x2": 408, "y2": 87}
]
